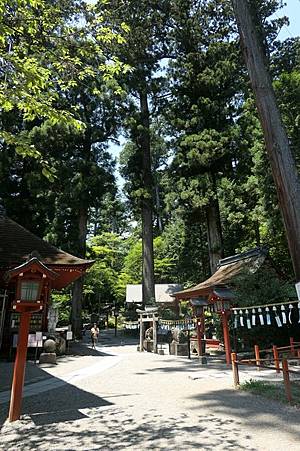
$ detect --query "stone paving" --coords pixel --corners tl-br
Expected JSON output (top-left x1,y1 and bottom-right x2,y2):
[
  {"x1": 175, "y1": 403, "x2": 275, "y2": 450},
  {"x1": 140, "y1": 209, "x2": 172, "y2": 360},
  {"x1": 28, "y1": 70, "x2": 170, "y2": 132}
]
[{"x1": 1, "y1": 330, "x2": 300, "y2": 450}]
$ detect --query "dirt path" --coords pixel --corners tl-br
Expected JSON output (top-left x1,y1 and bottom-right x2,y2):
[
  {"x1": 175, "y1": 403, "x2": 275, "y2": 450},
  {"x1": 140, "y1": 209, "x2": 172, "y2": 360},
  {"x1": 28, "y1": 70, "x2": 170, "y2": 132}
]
[{"x1": 1, "y1": 331, "x2": 299, "y2": 450}]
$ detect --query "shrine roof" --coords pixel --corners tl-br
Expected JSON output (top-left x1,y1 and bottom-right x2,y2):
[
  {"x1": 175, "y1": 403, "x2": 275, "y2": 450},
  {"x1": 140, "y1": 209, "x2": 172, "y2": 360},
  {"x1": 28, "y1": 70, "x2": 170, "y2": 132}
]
[
  {"x1": 173, "y1": 247, "x2": 268, "y2": 299},
  {"x1": 0, "y1": 215, "x2": 93, "y2": 269}
]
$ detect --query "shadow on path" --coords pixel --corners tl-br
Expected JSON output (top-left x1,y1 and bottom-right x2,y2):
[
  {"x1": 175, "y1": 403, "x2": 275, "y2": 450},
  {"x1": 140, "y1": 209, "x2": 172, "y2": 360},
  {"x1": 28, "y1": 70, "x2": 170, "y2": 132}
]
[
  {"x1": 0, "y1": 367, "x2": 115, "y2": 428},
  {"x1": 1, "y1": 407, "x2": 256, "y2": 451},
  {"x1": 188, "y1": 387, "x2": 300, "y2": 442}
]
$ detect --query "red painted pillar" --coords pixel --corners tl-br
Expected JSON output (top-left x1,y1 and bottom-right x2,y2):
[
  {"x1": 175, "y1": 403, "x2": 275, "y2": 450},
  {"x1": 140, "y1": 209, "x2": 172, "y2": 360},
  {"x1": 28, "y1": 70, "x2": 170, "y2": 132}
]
[
  {"x1": 9, "y1": 311, "x2": 31, "y2": 422},
  {"x1": 197, "y1": 317, "x2": 202, "y2": 356},
  {"x1": 222, "y1": 311, "x2": 231, "y2": 365}
]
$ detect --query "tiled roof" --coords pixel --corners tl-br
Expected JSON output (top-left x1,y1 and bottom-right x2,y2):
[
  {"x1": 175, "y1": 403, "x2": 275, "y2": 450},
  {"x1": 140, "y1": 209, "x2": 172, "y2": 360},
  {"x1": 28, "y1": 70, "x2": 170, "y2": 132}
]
[
  {"x1": 174, "y1": 247, "x2": 268, "y2": 299},
  {"x1": 0, "y1": 215, "x2": 93, "y2": 268},
  {"x1": 126, "y1": 284, "x2": 183, "y2": 303}
]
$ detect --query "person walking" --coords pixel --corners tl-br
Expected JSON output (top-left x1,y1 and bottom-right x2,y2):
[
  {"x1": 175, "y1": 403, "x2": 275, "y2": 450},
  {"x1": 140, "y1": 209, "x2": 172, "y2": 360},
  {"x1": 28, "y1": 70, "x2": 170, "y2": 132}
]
[{"x1": 91, "y1": 323, "x2": 99, "y2": 349}]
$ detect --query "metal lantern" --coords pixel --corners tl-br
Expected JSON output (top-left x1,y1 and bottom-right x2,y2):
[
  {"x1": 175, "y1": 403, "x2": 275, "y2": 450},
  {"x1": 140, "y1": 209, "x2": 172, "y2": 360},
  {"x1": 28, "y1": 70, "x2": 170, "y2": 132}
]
[
  {"x1": 190, "y1": 298, "x2": 209, "y2": 316},
  {"x1": 213, "y1": 299, "x2": 231, "y2": 313},
  {"x1": 209, "y1": 287, "x2": 234, "y2": 313}
]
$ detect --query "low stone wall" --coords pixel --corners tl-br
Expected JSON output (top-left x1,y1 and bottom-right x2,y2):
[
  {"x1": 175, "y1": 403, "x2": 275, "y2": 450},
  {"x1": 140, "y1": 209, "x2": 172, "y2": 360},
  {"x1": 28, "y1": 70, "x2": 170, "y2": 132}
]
[{"x1": 170, "y1": 342, "x2": 189, "y2": 356}]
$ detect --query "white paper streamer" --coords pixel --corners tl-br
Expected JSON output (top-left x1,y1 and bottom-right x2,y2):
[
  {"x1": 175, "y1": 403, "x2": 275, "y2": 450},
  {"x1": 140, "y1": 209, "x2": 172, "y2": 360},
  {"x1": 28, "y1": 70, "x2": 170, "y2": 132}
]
[
  {"x1": 288, "y1": 304, "x2": 293, "y2": 324},
  {"x1": 245, "y1": 310, "x2": 251, "y2": 329},
  {"x1": 265, "y1": 307, "x2": 271, "y2": 325},
  {"x1": 273, "y1": 306, "x2": 282, "y2": 327},
  {"x1": 234, "y1": 310, "x2": 238, "y2": 328},
  {"x1": 239, "y1": 310, "x2": 244, "y2": 327},
  {"x1": 281, "y1": 305, "x2": 287, "y2": 324},
  {"x1": 258, "y1": 307, "x2": 264, "y2": 325},
  {"x1": 298, "y1": 302, "x2": 300, "y2": 323},
  {"x1": 252, "y1": 308, "x2": 256, "y2": 326}
]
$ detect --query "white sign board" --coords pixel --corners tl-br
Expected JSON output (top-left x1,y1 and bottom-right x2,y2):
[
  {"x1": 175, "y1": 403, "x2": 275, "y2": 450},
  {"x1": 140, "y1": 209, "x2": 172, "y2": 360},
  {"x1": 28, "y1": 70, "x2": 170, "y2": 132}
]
[
  {"x1": 295, "y1": 282, "x2": 300, "y2": 300},
  {"x1": 35, "y1": 331, "x2": 43, "y2": 342},
  {"x1": 66, "y1": 331, "x2": 73, "y2": 341},
  {"x1": 13, "y1": 333, "x2": 43, "y2": 348}
]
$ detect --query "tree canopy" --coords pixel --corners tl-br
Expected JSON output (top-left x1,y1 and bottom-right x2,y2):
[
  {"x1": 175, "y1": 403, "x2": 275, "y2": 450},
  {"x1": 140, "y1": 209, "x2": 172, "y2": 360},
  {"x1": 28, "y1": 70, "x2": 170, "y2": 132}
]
[{"x1": 1, "y1": 0, "x2": 300, "y2": 337}]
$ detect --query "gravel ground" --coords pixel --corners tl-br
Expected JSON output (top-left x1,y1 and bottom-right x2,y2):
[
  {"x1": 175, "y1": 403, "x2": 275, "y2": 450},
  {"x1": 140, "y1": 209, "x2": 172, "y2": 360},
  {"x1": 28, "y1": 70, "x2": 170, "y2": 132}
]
[{"x1": 1, "y1": 330, "x2": 300, "y2": 450}]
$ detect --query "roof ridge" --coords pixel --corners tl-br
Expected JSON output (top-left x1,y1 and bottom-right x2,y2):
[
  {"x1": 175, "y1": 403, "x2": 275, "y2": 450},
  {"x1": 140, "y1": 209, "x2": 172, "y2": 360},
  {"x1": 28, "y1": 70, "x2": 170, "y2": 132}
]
[{"x1": 218, "y1": 246, "x2": 268, "y2": 267}]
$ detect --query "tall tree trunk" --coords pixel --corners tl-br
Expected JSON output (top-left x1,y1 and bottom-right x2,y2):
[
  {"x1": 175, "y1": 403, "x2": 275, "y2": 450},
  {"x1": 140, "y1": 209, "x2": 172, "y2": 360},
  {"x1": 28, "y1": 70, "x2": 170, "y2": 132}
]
[
  {"x1": 139, "y1": 87, "x2": 155, "y2": 306},
  {"x1": 71, "y1": 205, "x2": 88, "y2": 338},
  {"x1": 155, "y1": 184, "x2": 163, "y2": 233},
  {"x1": 206, "y1": 198, "x2": 223, "y2": 274},
  {"x1": 232, "y1": 0, "x2": 300, "y2": 281}
]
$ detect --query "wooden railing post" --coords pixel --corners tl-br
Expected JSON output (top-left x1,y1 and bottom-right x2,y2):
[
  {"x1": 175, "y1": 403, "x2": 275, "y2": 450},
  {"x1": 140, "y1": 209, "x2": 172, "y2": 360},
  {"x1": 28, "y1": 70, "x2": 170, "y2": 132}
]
[
  {"x1": 254, "y1": 344, "x2": 260, "y2": 371},
  {"x1": 273, "y1": 345, "x2": 280, "y2": 373},
  {"x1": 290, "y1": 337, "x2": 295, "y2": 356},
  {"x1": 282, "y1": 358, "x2": 292, "y2": 403},
  {"x1": 231, "y1": 352, "x2": 240, "y2": 387}
]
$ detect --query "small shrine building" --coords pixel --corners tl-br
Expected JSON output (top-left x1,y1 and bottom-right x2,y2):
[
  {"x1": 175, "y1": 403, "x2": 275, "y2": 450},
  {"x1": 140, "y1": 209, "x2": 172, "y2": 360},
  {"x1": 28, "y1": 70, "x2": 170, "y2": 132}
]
[
  {"x1": 0, "y1": 211, "x2": 93, "y2": 353},
  {"x1": 173, "y1": 247, "x2": 270, "y2": 363}
]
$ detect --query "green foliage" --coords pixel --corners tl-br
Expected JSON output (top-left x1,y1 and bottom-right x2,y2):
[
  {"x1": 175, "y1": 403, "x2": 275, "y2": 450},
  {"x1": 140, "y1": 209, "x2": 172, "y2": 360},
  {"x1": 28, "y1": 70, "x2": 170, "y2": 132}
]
[
  {"x1": 0, "y1": 0, "x2": 128, "y2": 163},
  {"x1": 1, "y1": 0, "x2": 299, "y2": 328},
  {"x1": 232, "y1": 267, "x2": 294, "y2": 307},
  {"x1": 232, "y1": 267, "x2": 298, "y2": 350},
  {"x1": 241, "y1": 379, "x2": 300, "y2": 406},
  {"x1": 84, "y1": 232, "x2": 129, "y2": 309},
  {"x1": 159, "y1": 308, "x2": 178, "y2": 320},
  {"x1": 51, "y1": 292, "x2": 71, "y2": 324}
]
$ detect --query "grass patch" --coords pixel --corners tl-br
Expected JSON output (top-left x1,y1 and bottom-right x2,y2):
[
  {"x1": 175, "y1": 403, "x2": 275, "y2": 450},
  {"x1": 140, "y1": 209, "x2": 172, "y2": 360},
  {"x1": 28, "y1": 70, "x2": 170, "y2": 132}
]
[{"x1": 240, "y1": 379, "x2": 300, "y2": 406}]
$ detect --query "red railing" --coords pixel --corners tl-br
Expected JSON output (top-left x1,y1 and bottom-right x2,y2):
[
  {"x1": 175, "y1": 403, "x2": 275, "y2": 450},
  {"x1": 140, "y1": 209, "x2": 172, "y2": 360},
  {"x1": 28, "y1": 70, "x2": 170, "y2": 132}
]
[{"x1": 231, "y1": 338, "x2": 300, "y2": 403}]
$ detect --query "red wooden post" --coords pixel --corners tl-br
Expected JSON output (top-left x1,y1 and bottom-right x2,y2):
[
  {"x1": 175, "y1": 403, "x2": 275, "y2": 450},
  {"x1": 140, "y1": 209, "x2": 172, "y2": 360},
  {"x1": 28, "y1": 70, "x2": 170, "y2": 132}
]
[
  {"x1": 196, "y1": 317, "x2": 202, "y2": 356},
  {"x1": 254, "y1": 344, "x2": 261, "y2": 370},
  {"x1": 273, "y1": 345, "x2": 280, "y2": 373},
  {"x1": 222, "y1": 312, "x2": 231, "y2": 365},
  {"x1": 290, "y1": 337, "x2": 295, "y2": 356},
  {"x1": 9, "y1": 312, "x2": 31, "y2": 422},
  {"x1": 297, "y1": 349, "x2": 300, "y2": 359},
  {"x1": 282, "y1": 358, "x2": 292, "y2": 403},
  {"x1": 231, "y1": 352, "x2": 239, "y2": 387}
]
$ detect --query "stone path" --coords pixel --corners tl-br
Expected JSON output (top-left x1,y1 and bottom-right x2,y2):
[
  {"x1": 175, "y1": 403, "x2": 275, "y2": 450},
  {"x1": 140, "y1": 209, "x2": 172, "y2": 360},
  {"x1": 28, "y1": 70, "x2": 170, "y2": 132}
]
[{"x1": 1, "y1": 330, "x2": 300, "y2": 450}]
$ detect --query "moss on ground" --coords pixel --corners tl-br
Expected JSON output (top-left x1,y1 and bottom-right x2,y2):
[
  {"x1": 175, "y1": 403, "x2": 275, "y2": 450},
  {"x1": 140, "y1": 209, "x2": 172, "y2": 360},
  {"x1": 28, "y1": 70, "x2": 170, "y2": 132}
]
[{"x1": 240, "y1": 379, "x2": 300, "y2": 406}]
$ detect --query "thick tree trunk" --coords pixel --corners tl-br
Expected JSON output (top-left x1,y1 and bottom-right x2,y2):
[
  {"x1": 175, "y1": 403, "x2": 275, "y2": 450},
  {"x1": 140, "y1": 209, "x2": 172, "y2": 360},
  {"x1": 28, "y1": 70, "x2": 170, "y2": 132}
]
[
  {"x1": 155, "y1": 184, "x2": 163, "y2": 233},
  {"x1": 139, "y1": 88, "x2": 155, "y2": 306},
  {"x1": 71, "y1": 206, "x2": 88, "y2": 338},
  {"x1": 206, "y1": 199, "x2": 223, "y2": 274},
  {"x1": 232, "y1": 0, "x2": 300, "y2": 281}
]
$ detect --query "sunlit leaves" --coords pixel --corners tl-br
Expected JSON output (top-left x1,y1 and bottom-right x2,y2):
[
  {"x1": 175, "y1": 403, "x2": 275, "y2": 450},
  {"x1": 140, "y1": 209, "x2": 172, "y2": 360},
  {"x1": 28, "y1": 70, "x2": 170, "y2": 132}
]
[{"x1": 0, "y1": 0, "x2": 129, "y2": 171}]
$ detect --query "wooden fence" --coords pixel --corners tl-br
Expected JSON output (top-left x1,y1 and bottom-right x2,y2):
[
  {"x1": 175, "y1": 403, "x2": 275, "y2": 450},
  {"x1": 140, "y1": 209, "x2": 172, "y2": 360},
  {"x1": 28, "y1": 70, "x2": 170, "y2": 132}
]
[{"x1": 231, "y1": 337, "x2": 300, "y2": 403}]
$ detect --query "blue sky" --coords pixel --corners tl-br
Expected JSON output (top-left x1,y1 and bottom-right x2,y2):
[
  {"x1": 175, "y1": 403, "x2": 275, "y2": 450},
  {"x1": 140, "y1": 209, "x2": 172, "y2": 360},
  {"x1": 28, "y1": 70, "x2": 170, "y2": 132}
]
[{"x1": 277, "y1": 0, "x2": 300, "y2": 39}]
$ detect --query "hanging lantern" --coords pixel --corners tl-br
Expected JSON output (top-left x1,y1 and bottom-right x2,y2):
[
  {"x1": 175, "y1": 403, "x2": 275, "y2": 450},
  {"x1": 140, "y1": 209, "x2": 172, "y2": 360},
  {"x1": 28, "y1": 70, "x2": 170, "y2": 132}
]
[
  {"x1": 190, "y1": 298, "x2": 209, "y2": 317},
  {"x1": 209, "y1": 287, "x2": 234, "y2": 314}
]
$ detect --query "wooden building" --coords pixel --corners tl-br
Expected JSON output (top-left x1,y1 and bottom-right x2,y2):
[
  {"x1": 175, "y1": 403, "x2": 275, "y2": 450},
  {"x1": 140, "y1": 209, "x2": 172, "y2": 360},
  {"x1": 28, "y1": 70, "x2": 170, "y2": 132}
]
[
  {"x1": 0, "y1": 211, "x2": 93, "y2": 353},
  {"x1": 173, "y1": 247, "x2": 271, "y2": 364}
]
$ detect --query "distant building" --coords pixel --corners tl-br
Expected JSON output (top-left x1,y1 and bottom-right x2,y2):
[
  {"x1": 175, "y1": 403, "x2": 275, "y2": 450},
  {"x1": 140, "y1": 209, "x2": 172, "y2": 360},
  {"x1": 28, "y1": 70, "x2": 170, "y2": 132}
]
[{"x1": 126, "y1": 284, "x2": 183, "y2": 307}]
